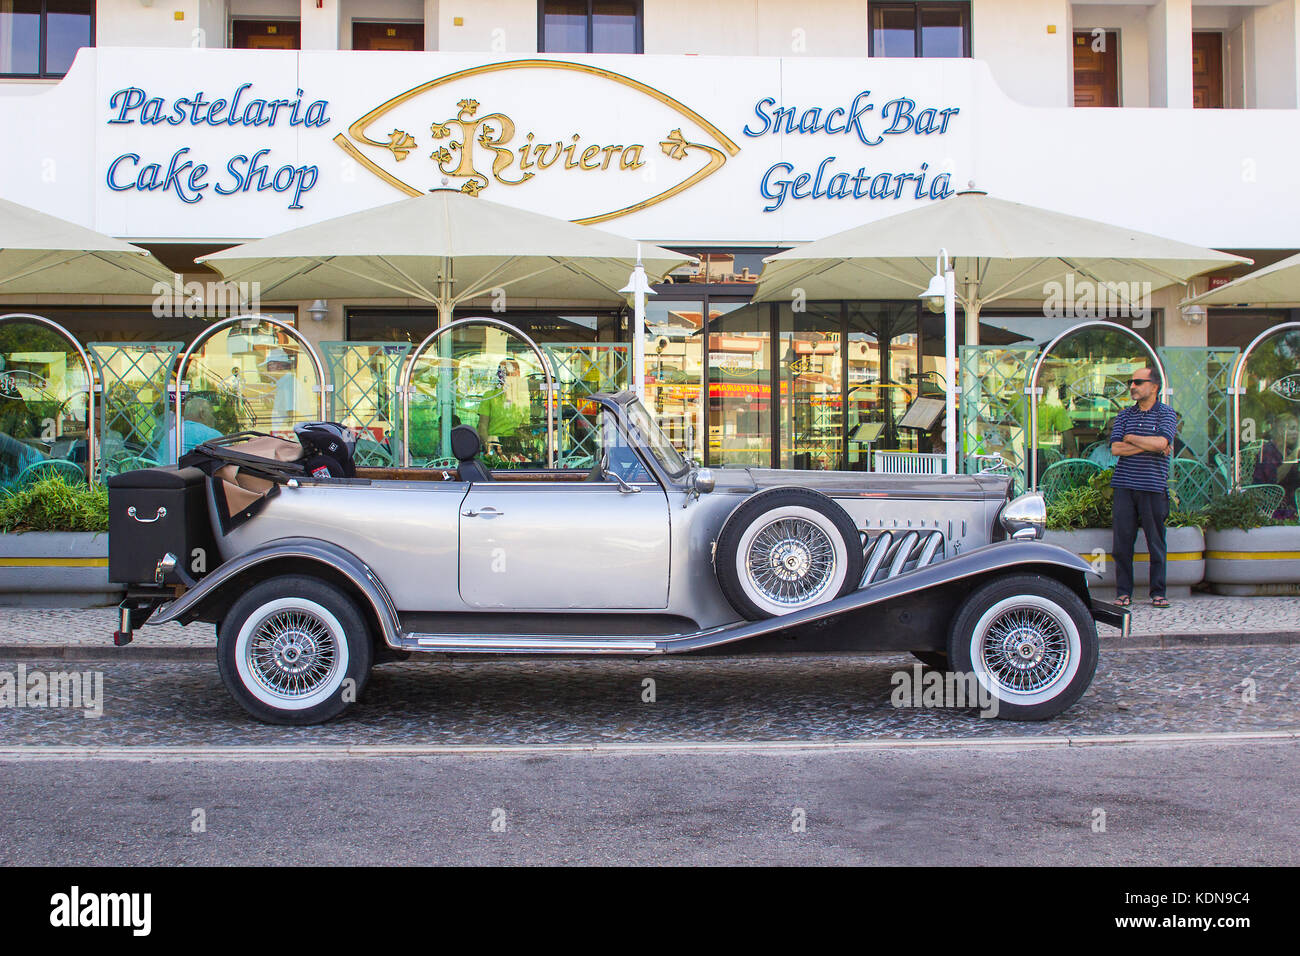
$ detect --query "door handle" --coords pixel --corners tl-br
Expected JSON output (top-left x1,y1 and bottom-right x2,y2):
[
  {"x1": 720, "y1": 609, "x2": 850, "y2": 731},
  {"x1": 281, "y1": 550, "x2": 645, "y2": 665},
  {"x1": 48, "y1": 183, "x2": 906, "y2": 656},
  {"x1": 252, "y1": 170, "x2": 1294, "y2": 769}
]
[{"x1": 462, "y1": 507, "x2": 504, "y2": 517}]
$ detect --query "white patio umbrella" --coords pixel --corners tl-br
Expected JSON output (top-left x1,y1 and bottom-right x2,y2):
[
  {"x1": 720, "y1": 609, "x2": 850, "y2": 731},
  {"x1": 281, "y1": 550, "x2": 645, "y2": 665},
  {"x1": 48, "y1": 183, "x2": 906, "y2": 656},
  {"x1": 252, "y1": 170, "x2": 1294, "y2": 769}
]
[
  {"x1": 754, "y1": 188, "x2": 1247, "y2": 471},
  {"x1": 755, "y1": 190, "x2": 1247, "y2": 340},
  {"x1": 0, "y1": 196, "x2": 174, "y2": 293},
  {"x1": 198, "y1": 189, "x2": 691, "y2": 324},
  {"x1": 1183, "y1": 251, "x2": 1300, "y2": 306}
]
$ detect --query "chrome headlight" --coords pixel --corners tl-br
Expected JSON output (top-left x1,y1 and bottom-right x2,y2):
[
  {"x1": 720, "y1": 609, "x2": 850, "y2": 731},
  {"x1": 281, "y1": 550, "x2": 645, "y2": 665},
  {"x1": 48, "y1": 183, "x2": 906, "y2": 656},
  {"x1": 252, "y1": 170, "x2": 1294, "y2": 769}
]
[{"x1": 999, "y1": 492, "x2": 1046, "y2": 540}]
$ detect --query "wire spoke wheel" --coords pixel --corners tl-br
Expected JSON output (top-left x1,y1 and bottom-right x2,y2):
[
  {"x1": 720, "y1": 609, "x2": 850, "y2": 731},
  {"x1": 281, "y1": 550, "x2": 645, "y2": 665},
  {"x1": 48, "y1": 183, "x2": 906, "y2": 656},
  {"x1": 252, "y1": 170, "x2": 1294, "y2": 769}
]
[
  {"x1": 746, "y1": 516, "x2": 837, "y2": 606},
  {"x1": 246, "y1": 607, "x2": 341, "y2": 701},
  {"x1": 979, "y1": 605, "x2": 1070, "y2": 695}
]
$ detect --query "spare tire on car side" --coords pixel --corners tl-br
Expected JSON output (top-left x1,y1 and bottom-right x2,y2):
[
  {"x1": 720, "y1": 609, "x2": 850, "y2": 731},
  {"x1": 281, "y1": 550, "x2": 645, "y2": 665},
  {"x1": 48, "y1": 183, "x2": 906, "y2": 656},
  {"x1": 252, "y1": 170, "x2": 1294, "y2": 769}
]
[{"x1": 714, "y1": 487, "x2": 865, "y2": 620}]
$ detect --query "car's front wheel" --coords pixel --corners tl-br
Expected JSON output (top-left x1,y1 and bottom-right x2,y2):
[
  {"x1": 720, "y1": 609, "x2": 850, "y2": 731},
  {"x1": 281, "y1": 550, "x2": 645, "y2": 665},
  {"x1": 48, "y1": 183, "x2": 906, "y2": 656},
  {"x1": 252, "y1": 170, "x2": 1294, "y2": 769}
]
[
  {"x1": 947, "y1": 574, "x2": 1097, "y2": 721},
  {"x1": 217, "y1": 575, "x2": 373, "y2": 725}
]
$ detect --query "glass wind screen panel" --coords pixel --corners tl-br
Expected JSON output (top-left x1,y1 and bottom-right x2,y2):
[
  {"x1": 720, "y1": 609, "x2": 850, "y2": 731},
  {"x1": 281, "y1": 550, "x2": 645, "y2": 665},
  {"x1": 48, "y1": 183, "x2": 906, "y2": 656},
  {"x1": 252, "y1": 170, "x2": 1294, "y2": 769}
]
[
  {"x1": 543, "y1": 0, "x2": 589, "y2": 52},
  {"x1": 871, "y1": 5, "x2": 916, "y2": 57},
  {"x1": 0, "y1": 0, "x2": 42, "y2": 74},
  {"x1": 44, "y1": 0, "x2": 91, "y2": 74},
  {"x1": 708, "y1": 303, "x2": 771, "y2": 468},
  {"x1": 645, "y1": 298, "x2": 703, "y2": 463},
  {"x1": 0, "y1": 320, "x2": 90, "y2": 489},
  {"x1": 1240, "y1": 328, "x2": 1300, "y2": 506},
  {"x1": 919, "y1": 5, "x2": 967, "y2": 57},
  {"x1": 592, "y1": 0, "x2": 637, "y2": 53},
  {"x1": 779, "y1": 303, "x2": 843, "y2": 471},
  {"x1": 846, "y1": 302, "x2": 919, "y2": 466},
  {"x1": 181, "y1": 323, "x2": 319, "y2": 441},
  {"x1": 407, "y1": 325, "x2": 547, "y2": 468},
  {"x1": 1035, "y1": 326, "x2": 1152, "y2": 461}
]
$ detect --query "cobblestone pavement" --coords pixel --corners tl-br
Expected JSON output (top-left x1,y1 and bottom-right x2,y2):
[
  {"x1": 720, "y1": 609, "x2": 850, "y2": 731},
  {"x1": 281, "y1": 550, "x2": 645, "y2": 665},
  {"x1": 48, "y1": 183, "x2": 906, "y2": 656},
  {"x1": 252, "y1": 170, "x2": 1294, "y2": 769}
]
[
  {"x1": 1, "y1": 646, "x2": 1295, "y2": 746},
  {"x1": 3, "y1": 594, "x2": 1300, "y2": 648}
]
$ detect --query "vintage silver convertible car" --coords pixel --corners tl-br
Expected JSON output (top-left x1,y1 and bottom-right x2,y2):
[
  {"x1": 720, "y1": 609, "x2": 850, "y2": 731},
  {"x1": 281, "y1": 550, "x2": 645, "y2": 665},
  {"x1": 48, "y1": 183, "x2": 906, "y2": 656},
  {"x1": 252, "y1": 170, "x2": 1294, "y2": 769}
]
[{"x1": 107, "y1": 390, "x2": 1128, "y2": 725}]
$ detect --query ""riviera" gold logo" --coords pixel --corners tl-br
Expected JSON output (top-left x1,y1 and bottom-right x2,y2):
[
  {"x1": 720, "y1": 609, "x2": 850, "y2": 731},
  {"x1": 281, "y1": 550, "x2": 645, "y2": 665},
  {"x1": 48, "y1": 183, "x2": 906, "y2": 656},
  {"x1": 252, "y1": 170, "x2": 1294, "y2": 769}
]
[{"x1": 333, "y1": 59, "x2": 740, "y2": 225}]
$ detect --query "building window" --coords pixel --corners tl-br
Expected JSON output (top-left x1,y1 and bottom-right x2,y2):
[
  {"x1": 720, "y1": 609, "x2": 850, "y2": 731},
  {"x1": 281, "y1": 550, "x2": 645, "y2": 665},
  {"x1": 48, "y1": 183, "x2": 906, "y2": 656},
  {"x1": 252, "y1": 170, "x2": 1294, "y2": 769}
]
[
  {"x1": 352, "y1": 20, "x2": 423, "y2": 51},
  {"x1": 539, "y1": 0, "x2": 642, "y2": 54},
  {"x1": 231, "y1": 19, "x2": 301, "y2": 50},
  {"x1": 869, "y1": 2, "x2": 970, "y2": 58},
  {"x1": 0, "y1": 0, "x2": 93, "y2": 77}
]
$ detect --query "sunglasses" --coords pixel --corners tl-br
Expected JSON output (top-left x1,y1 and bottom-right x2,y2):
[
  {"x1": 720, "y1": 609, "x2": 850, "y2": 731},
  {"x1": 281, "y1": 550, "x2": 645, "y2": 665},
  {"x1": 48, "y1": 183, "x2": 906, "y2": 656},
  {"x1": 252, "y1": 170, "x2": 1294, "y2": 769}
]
[{"x1": 1128, "y1": 378, "x2": 1154, "y2": 387}]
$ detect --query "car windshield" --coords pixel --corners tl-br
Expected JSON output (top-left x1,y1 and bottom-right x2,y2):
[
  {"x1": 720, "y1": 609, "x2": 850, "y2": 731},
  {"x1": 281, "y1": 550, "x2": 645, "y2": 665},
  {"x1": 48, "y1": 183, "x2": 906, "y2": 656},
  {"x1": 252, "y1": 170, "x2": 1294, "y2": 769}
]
[{"x1": 625, "y1": 398, "x2": 689, "y2": 479}]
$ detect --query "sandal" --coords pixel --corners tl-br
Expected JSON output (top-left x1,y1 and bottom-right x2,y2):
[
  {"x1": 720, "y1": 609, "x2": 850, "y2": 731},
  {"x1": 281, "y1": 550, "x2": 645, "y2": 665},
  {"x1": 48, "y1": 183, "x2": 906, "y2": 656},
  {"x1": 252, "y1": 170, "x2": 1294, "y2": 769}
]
[
  {"x1": 1114, "y1": 595, "x2": 1131, "y2": 607},
  {"x1": 1151, "y1": 596, "x2": 1171, "y2": 608}
]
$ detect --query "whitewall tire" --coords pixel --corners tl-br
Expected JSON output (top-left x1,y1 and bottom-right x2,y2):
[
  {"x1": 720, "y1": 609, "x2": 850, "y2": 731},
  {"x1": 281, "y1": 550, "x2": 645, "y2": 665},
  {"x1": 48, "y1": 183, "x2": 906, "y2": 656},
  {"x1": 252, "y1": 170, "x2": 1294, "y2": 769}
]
[
  {"x1": 217, "y1": 575, "x2": 373, "y2": 725},
  {"x1": 948, "y1": 574, "x2": 1098, "y2": 721},
  {"x1": 715, "y1": 488, "x2": 864, "y2": 620}
]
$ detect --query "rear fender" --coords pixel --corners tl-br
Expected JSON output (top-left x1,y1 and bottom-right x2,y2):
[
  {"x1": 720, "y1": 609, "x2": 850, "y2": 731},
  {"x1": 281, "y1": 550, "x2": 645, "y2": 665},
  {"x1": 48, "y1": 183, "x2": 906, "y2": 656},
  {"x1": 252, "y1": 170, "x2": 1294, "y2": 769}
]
[{"x1": 148, "y1": 537, "x2": 403, "y2": 648}]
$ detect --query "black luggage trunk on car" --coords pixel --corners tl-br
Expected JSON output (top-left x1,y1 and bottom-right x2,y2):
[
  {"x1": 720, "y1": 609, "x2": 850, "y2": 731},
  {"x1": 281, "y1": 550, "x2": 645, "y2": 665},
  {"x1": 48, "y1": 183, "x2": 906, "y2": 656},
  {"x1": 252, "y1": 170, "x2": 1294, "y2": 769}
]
[{"x1": 107, "y1": 466, "x2": 218, "y2": 586}]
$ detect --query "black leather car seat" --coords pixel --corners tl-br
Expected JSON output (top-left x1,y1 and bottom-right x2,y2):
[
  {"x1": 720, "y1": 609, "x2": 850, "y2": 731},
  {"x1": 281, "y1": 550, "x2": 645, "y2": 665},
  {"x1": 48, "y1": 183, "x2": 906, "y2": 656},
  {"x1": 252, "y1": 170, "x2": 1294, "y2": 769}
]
[{"x1": 451, "y1": 425, "x2": 492, "y2": 482}]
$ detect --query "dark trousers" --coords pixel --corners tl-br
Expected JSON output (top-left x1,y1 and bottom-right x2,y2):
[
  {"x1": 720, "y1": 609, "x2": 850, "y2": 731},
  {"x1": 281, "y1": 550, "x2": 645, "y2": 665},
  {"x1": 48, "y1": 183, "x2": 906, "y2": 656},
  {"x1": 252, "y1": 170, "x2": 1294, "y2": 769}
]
[{"x1": 1112, "y1": 486, "x2": 1170, "y2": 598}]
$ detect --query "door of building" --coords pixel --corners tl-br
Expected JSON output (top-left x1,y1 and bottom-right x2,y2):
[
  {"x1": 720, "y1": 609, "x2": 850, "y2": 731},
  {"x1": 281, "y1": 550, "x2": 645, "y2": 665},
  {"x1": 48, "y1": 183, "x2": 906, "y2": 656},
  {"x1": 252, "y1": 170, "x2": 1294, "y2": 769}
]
[
  {"x1": 1073, "y1": 30, "x2": 1119, "y2": 107},
  {"x1": 232, "y1": 20, "x2": 301, "y2": 49},
  {"x1": 352, "y1": 22, "x2": 424, "y2": 51},
  {"x1": 1193, "y1": 32, "x2": 1225, "y2": 109}
]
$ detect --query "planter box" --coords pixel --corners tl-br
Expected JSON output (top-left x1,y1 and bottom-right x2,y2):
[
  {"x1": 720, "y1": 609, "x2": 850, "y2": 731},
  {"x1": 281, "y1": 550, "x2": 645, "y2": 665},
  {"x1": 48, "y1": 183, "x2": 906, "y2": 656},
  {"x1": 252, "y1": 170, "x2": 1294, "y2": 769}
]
[
  {"x1": 0, "y1": 531, "x2": 123, "y2": 608},
  {"x1": 1042, "y1": 527, "x2": 1205, "y2": 598},
  {"x1": 1205, "y1": 525, "x2": 1300, "y2": 596}
]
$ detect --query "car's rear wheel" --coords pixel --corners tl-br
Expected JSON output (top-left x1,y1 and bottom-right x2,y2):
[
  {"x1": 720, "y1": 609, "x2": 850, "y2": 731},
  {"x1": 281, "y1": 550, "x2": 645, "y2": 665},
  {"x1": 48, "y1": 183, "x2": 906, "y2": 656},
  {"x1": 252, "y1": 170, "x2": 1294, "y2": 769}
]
[
  {"x1": 715, "y1": 488, "x2": 864, "y2": 620},
  {"x1": 947, "y1": 574, "x2": 1097, "y2": 721},
  {"x1": 217, "y1": 575, "x2": 373, "y2": 725}
]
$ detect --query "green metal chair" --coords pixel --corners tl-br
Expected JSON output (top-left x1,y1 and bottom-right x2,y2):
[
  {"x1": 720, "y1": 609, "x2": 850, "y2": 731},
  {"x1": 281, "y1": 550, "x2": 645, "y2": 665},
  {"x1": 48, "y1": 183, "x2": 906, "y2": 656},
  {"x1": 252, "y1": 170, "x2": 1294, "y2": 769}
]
[
  {"x1": 1241, "y1": 483, "x2": 1286, "y2": 519},
  {"x1": 1171, "y1": 458, "x2": 1219, "y2": 513},
  {"x1": 352, "y1": 437, "x2": 395, "y2": 467},
  {"x1": 13, "y1": 458, "x2": 86, "y2": 488},
  {"x1": 1038, "y1": 458, "x2": 1102, "y2": 505},
  {"x1": 1080, "y1": 440, "x2": 1119, "y2": 469}
]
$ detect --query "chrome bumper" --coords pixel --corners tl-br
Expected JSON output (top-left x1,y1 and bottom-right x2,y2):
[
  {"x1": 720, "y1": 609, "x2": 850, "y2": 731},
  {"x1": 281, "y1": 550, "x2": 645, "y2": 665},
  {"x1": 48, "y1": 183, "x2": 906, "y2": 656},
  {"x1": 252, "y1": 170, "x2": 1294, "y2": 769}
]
[{"x1": 1090, "y1": 599, "x2": 1131, "y2": 638}]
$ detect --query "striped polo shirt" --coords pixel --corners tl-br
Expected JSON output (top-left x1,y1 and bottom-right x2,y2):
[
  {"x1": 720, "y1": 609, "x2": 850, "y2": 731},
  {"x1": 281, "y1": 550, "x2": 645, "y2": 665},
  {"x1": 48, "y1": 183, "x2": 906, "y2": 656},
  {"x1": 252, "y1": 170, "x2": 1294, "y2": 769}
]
[{"x1": 1109, "y1": 401, "x2": 1177, "y2": 492}]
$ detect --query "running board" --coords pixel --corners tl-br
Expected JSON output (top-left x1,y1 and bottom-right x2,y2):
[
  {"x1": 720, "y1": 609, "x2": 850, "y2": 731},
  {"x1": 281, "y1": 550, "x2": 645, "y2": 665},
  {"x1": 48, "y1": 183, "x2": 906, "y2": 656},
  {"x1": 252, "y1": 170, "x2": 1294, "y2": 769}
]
[{"x1": 395, "y1": 540, "x2": 1102, "y2": 657}]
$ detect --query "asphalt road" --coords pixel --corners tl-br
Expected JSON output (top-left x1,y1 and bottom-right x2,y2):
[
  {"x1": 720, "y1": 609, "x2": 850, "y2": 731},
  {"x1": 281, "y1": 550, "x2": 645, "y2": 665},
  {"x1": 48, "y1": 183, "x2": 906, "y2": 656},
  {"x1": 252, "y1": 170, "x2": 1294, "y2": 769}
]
[{"x1": 1, "y1": 740, "x2": 1296, "y2": 865}]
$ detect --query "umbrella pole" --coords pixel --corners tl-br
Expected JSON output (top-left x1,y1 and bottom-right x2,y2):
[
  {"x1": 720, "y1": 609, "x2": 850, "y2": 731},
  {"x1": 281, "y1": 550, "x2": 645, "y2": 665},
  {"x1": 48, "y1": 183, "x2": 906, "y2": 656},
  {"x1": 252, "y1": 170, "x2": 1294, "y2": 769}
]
[
  {"x1": 438, "y1": 257, "x2": 454, "y2": 460},
  {"x1": 944, "y1": 262, "x2": 957, "y2": 474}
]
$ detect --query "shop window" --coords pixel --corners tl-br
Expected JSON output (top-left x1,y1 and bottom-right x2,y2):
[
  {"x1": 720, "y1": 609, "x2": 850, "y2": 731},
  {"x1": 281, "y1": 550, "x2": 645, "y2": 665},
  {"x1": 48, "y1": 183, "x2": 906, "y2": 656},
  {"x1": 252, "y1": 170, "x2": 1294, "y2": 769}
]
[
  {"x1": 539, "y1": 0, "x2": 641, "y2": 54},
  {"x1": 232, "y1": 19, "x2": 301, "y2": 50},
  {"x1": 352, "y1": 21, "x2": 423, "y2": 51},
  {"x1": 658, "y1": 248, "x2": 777, "y2": 285},
  {"x1": 0, "y1": 0, "x2": 92, "y2": 77},
  {"x1": 869, "y1": 2, "x2": 971, "y2": 58}
]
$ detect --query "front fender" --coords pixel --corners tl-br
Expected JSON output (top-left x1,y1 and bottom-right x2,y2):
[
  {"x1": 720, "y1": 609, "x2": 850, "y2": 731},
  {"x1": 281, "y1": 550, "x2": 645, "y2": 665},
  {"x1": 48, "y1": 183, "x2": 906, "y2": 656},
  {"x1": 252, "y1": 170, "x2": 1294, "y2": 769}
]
[{"x1": 148, "y1": 537, "x2": 403, "y2": 647}]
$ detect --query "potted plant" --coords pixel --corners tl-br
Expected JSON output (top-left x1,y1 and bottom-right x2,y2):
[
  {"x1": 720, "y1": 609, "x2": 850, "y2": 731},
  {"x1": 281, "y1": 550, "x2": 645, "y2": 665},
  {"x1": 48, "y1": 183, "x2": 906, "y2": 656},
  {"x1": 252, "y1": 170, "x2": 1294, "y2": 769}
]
[
  {"x1": 1203, "y1": 490, "x2": 1300, "y2": 595},
  {"x1": 0, "y1": 474, "x2": 120, "y2": 607},
  {"x1": 1042, "y1": 468, "x2": 1206, "y2": 597}
]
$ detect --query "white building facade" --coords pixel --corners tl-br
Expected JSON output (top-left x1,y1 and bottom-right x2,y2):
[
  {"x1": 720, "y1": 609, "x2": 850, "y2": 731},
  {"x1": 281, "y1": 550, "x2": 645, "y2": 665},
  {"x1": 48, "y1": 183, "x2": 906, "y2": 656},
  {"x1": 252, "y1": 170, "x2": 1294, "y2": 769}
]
[{"x1": 1, "y1": 1, "x2": 1298, "y2": 477}]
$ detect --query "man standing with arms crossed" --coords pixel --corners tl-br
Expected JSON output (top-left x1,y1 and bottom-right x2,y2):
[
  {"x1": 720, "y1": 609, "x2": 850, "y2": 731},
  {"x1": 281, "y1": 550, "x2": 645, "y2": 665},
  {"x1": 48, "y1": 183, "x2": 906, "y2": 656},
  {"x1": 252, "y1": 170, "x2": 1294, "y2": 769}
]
[{"x1": 1110, "y1": 368, "x2": 1177, "y2": 608}]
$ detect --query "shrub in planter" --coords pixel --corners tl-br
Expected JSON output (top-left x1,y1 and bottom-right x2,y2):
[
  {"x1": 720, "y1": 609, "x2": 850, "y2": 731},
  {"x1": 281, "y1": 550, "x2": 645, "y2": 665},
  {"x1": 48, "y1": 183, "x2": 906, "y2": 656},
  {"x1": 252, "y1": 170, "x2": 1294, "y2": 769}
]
[
  {"x1": 0, "y1": 475, "x2": 117, "y2": 607},
  {"x1": 0, "y1": 474, "x2": 108, "y2": 533},
  {"x1": 1044, "y1": 468, "x2": 1205, "y2": 595},
  {"x1": 1203, "y1": 490, "x2": 1300, "y2": 595}
]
